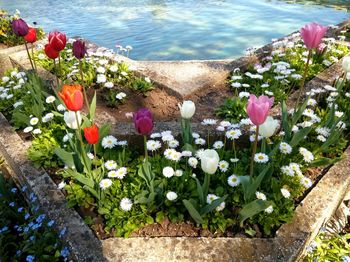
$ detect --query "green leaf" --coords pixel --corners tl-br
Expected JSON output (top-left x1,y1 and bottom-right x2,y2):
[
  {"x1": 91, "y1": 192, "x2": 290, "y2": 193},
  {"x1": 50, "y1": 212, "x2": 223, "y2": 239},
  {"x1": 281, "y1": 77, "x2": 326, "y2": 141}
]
[
  {"x1": 200, "y1": 195, "x2": 228, "y2": 215},
  {"x1": 193, "y1": 176, "x2": 205, "y2": 206},
  {"x1": 289, "y1": 127, "x2": 312, "y2": 147},
  {"x1": 239, "y1": 200, "x2": 272, "y2": 226},
  {"x1": 54, "y1": 147, "x2": 75, "y2": 168},
  {"x1": 183, "y1": 199, "x2": 203, "y2": 224},
  {"x1": 309, "y1": 157, "x2": 342, "y2": 168},
  {"x1": 89, "y1": 91, "x2": 97, "y2": 121},
  {"x1": 281, "y1": 101, "x2": 291, "y2": 140},
  {"x1": 292, "y1": 96, "x2": 309, "y2": 126}
]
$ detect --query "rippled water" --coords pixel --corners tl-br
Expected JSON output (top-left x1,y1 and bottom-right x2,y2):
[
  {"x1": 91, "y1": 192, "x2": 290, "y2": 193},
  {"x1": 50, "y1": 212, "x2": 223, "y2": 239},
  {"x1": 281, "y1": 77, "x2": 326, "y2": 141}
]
[{"x1": 1, "y1": 0, "x2": 349, "y2": 60}]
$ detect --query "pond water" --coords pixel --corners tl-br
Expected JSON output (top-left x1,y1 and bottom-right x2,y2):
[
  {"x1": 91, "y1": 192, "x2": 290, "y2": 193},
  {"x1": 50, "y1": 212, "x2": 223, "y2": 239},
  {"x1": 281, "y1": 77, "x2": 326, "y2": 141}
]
[{"x1": 1, "y1": 0, "x2": 349, "y2": 60}]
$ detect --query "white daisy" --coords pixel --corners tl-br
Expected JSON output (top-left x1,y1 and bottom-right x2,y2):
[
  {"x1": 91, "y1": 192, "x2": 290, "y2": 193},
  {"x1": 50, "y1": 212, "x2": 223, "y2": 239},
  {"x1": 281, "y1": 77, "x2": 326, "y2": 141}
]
[
  {"x1": 175, "y1": 169, "x2": 183, "y2": 177},
  {"x1": 264, "y1": 205, "x2": 273, "y2": 214},
  {"x1": 115, "y1": 167, "x2": 127, "y2": 179},
  {"x1": 120, "y1": 197, "x2": 133, "y2": 211},
  {"x1": 168, "y1": 139, "x2": 179, "y2": 148},
  {"x1": 99, "y1": 179, "x2": 112, "y2": 190},
  {"x1": 255, "y1": 191, "x2": 267, "y2": 201},
  {"x1": 181, "y1": 151, "x2": 192, "y2": 157},
  {"x1": 30, "y1": 117, "x2": 39, "y2": 126},
  {"x1": 254, "y1": 153, "x2": 269, "y2": 163},
  {"x1": 213, "y1": 141, "x2": 224, "y2": 149},
  {"x1": 188, "y1": 157, "x2": 198, "y2": 168},
  {"x1": 105, "y1": 160, "x2": 117, "y2": 170},
  {"x1": 218, "y1": 160, "x2": 229, "y2": 172},
  {"x1": 201, "y1": 119, "x2": 217, "y2": 126},
  {"x1": 57, "y1": 104, "x2": 66, "y2": 111},
  {"x1": 102, "y1": 135, "x2": 118, "y2": 149},
  {"x1": 166, "y1": 191, "x2": 178, "y2": 201},
  {"x1": 163, "y1": 166, "x2": 174, "y2": 178},
  {"x1": 195, "y1": 138, "x2": 206, "y2": 145},
  {"x1": 147, "y1": 140, "x2": 162, "y2": 151},
  {"x1": 45, "y1": 96, "x2": 56, "y2": 104},
  {"x1": 281, "y1": 188, "x2": 291, "y2": 198},
  {"x1": 116, "y1": 92, "x2": 127, "y2": 100},
  {"x1": 226, "y1": 129, "x2": 242, "y2": 140},
  {"x1": 281, "y1": 165, "x2": 295, "y2": 176},
  {"x1": 23, "y1": 126, "x2": 33, "y2": 133},
  {"x1": 104, "y1": 82, "x2": 114, "y2": 88},
  {"x1": 227, "y1": 174, "x2": 240, "y2": 187},
  {"x1": 32, "y1": 128, "x2": 41, "y2": 135},
  {"x1": 279, "y1": 142, "x2": 292, "y2": 154}
]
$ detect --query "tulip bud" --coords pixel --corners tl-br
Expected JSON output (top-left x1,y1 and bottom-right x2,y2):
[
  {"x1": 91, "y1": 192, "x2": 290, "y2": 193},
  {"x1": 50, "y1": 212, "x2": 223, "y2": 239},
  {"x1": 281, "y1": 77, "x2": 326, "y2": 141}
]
[
  {"x1": 178, "y1": 100, "x2": 196, "y2": 119},
  {"x1": 44, "y1": 44, "x2": 59, "y2": 59},
  {"x1": 200, "y1": 149, "x2": 220, "y2": 174},
  {"x1": 300, "y1": 22, "x2": 328, "y2": 50},
  {"x1": 73, "y1": 40, "x2": 87, "y2": 59},
  {"x1": 342, "y1": 56, "x2": 350, "y2": 73},
  {"x1": 24, "y1": 28, "x2": 37, "y2": 43},
  {"x1": 64, "y1": 111, "x2": 82, "y2": 129},
  {"x1": 84, "y1": 124, "x2": 99, "y2": 144},
  {"x1": 258, "y1": 116, "x2": 279, "y2": 138},
  {"x1": 133, "y1": 108, "x2": 153, "y2": 135},
  {"x1": 12, "y1": 18, "x2": 29, "y2": 37},
  {"x1": 48, "y1": 31, "x2": 67, "y2": 52},
  {"x1": 247, "y1": 95, "x2": 274, "y2": 126}
]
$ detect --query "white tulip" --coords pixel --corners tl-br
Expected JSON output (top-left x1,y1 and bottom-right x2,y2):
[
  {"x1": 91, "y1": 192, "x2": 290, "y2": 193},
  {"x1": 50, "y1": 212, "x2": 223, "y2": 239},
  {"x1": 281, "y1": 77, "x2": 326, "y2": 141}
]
[
  {"x1": 259, "y1": 116, "x2": 279, "y2": 138},
  {"x1": 64, "y1": 111, "x2": 82, "y2": 129},
  {"x1": 178, "y1": 100, "x2": 196, "y2": 119},
  {"x1": 200, "y1": 149, "x2": 220, "y2": 174},
  {"x1": 342, "y1": 56, "x2": 350, "y2": 73}
]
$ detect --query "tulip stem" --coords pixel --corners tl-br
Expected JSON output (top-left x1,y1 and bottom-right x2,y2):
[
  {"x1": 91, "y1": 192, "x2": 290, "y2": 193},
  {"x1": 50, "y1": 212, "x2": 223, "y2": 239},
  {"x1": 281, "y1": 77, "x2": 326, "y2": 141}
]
[
  {"x1": 79, "y1": 60, "x2": 90, "y2": 114},
  {"x1": 53, "y1": 59, "x2": 60, "y2": 89},
  {"x1": 144, "y1": 135, "x2": 148, "y2": 162},
  {"x1": 93, "y1": 144, "x2": 97, "y2": 169},
  {"x1": 295, "y1": 49, "x2": 312, "y2": 109},
  {"x1": 249, "y1": 125, "x2": 259, "y2": 176},
  {"x1": 24, "y1": 42, "x2": 35, "y2": 71},
  {"x1": 58, "y1": 55, "x2": 62, "y2": 78},
  {"x1": 31, "y1": 44, "x2": 37, "y2": 71}
]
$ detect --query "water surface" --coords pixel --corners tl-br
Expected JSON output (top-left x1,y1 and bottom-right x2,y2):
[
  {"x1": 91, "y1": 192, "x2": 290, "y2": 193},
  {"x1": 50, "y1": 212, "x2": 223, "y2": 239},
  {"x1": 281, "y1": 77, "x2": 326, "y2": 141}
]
[{"x1": 1, "y1": 0, "x2": 349, "y2": 60}]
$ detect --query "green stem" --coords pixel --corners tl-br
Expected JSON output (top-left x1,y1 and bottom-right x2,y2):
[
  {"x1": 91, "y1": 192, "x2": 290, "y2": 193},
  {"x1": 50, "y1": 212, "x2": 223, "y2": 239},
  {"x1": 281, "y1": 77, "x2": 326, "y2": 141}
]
[
  {"x1": 93, "y1": 144, "x2": 97, "y2": 169},
  {"x1": 24, "y1": 42, "x2": 35, "y2": 71},
  {"x1": 79, "y1": 60, "x2": 90, "y2": 113},
  {"x1": 203, "y1": 173, "x2": 210, "y2": 205},
  {"x1": 58, "y1": 55, "x2": 62, "y2": 78},
  {"x1": 144, "y1": 135, "x2": 148, "y2": 162},
  {"x1": 295, "y1": 49, "x2": 312, "y2": 109},
  {"x1": 31, "y1": 44, "x2": 37, "y2": 72},
  {"x1": 249, "y1": 125, "x2": 259, "y2": 176},
  {"x1": 53, "y1": 59, "x2": 60, "y2": 89}
]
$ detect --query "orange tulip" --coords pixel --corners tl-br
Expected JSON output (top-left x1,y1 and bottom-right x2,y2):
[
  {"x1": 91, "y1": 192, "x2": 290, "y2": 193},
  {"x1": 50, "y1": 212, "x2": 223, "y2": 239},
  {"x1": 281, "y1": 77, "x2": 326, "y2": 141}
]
[{"x1": 58, "y1": 84, "x2": 84, "y2": 111}]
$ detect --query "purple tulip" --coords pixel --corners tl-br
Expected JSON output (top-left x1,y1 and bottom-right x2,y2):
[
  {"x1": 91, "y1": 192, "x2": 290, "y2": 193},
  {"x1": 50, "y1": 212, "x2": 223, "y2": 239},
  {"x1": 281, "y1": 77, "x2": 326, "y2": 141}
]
[
  {"x1": 73, "y1": 40, "x2": 87, "y2": 59},
  {"x1": 300, "y1": 22, "x2": 328, "y2": 50},
  {"x1": 133, "y1": 108, "x2": 153, "y2": 135},
  {"x1": 12, "y1": 18, "x2": 29, "y2": 37}
]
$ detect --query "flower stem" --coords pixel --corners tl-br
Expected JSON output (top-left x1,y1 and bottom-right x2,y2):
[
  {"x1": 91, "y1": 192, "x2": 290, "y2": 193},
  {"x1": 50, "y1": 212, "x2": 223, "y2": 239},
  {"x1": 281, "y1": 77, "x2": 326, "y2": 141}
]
[
  {"x1": 31, "y1": 44, "x2": 37, "y2": 72},
  {"x1": 79, "y1": 60, "x2": 90, "y2": 113},
  {"x1": 143, "y1": 135, "x2": 148, "y2": 162},
  {"x1": 249, "y1": 125, "x2": 259, "y2": 176},
  {"x1": 295, "y1": 49, "x2": 312, "y2": 108},
  {"x1": 24, "y1": 42, "x2": 35, "y2": 71},
  {"x1": 53, "y1": 59, "x2": 60, "y2": 89},
  {"x1": 93, "y1": 144, "x2": 97, "y2": 169}
]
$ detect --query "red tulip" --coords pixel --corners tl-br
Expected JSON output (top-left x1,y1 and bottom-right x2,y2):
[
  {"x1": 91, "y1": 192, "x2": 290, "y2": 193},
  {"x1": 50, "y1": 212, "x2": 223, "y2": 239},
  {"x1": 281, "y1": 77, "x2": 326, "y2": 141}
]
[
  {"x1": 133, "y1": 108, "x2": 153, "y2": 135},
  {"x1": 300, "y1": 23, "x2": 328, "y2": 50},
  {"x1": 58, "y1": 84, "x2": 84, "y2": 111},
  {"x1": 48, "y1": 31, "x2": 67, "y2": 51},
  {"x1": 84, "y1": 124, "x2": 99, "y2": 144},
  {"x1": 247, "y1": 95, "x2": 274, "y2": 126},
  {"x1": 73, "y1": 40, "x2": 87, "y2": 59},
  {"x1": 44, "y1": 44, "x2": 59, "y2": 59},
  {"x1": 24, "y1": 28, "x2": 37, "y2": 43},
  {"x1": 12, "y1": 18, "x2": 29, "y2": 37}
]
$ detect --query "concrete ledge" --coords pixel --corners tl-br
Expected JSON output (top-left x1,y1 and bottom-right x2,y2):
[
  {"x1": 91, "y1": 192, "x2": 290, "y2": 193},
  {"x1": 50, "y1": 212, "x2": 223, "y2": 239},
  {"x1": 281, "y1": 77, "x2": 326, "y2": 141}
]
[{"x1": 0, "y1": 113, "x2": 106, "y2": 262}]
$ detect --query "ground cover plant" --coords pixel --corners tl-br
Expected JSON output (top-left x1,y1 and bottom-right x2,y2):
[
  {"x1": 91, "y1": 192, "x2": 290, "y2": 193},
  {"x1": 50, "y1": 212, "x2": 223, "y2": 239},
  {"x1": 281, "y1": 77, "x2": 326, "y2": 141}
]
[
  {"x1": 1, "y1": 17, "x2": 350, "y2": 241},
  {"x1": 0, "y1": 163, "x2": 71, "y2": 261}
]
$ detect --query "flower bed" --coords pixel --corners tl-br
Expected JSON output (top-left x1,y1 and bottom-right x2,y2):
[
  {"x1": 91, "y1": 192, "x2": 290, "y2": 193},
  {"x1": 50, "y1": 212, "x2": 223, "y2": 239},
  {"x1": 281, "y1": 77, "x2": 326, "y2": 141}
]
[{"x1": 1, "y1": 16, "x2": 350, "y2": 261}]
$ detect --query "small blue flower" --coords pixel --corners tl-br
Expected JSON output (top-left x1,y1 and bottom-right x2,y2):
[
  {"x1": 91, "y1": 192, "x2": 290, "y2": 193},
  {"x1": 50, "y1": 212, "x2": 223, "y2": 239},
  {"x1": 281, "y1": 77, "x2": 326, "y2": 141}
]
[
  {"x1": 17, "y1": 207, "x2": 24, "y2": 213},
  {"x1": 26, "y1": 255, "x2": 35, "y2": 262},
  {"x1": 9, "y1": 202, "x2": 15, "y2": 207},
  {"x1": 24, "y1": 213, "x2": 30, "y2": 220},
  {"x1": 21, "y1": 185, "x2": 27, "y2": 192},
  {"x1": 0, "y1": 226, "x2": 9, "y2": 233},
  {"x1": 36, "y1": 214, "x2": 46, "y2": 223},
  {"x1": 16, "y1": 250, "x2": 22, "y2": 256},
  {"x1": 29, "y1": 236, "x2": 35, "y2": 241},
  {"x1": 60, "y1": 247, "x2": 70, "y2": 258},
  {"x1": 59, "y1": 227, "x2": 67, "y2": 237},
  {"x1": 47, "y1": 220, "x2": 55, "y2": 227},
  {"x1": 342, "y1": 256, "x2": 350, "y2": 262},
  {"x1": 11, "y1": 187, "x2": 18, "y2": 193}
]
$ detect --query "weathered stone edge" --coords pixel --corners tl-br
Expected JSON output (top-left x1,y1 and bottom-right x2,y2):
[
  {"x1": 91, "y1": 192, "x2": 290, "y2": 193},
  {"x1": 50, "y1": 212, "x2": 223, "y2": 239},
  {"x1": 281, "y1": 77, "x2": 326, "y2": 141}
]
[{"x1": 0, "y1": 113, "x2": 106, "y2": 262}]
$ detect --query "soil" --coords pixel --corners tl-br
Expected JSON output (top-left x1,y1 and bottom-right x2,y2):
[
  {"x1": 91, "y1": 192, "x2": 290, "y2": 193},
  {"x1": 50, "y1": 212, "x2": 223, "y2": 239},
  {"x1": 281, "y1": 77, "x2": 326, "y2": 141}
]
[
  {"x1": 89, "y1": 81, "x2": 231, "y2": 123},
  {"x1": 0, "y1": 43, "x2": 7, "y2": 49}
]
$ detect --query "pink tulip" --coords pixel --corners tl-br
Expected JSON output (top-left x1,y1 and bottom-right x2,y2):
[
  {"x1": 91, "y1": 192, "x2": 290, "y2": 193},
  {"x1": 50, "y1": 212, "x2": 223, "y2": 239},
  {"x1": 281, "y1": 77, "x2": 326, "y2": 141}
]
[
  {"x1": 300, "y1": 22, "x2": 328, "y2": 50},
  {"x1": 247, "y1": 95, "x2": 274, "y2": 126},
  {"x1": 133, "y1": 108, "x2": 153, "y2": 135}
]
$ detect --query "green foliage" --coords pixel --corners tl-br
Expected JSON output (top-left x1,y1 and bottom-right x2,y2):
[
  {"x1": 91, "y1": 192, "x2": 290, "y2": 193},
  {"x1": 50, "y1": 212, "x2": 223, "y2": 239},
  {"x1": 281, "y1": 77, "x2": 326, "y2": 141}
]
[
  {"x1": 0, "y1": 10, "x2": 44, "y2": 46},
  {"x1": 215, "y1": 97, "x2": 247, "y2": 121},
  {"x1": 305, "y1": 232, "x2": 350, "y2": 262},
  {"x1": 0, "y1": 173, "x2": 68, "y2": 261}
]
